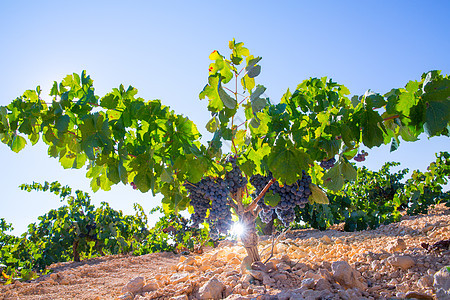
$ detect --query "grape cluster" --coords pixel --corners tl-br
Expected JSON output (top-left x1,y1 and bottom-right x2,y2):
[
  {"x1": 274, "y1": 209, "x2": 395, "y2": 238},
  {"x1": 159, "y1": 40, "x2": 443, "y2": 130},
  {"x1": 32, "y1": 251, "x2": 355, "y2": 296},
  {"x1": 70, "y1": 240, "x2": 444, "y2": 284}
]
[
  {"x1": 354, "y1": 151, "x2": 368, "y2": 162},
  {"x1": 250, "y1": 171, "x2": 312, "y2": 226},
  {"x1": 184, "y1": 180, "x2": 211, "y2": 227},
  {"x1": 320, "y1": 157, "x2": 336, "y2": 170},
  {"x1": 224, "y1": 156, "x2": 248, "y2": 194},
  {"x1": 207, "y1": 178, "x2": 232, "y2": 234},
  {"x1": 259, "y1": 208, "x2": 274, "y2": 223},
  {"x1": 275, "y1": 208, "x2": 295, "y2": 226},
  {"x1": 185, "y1": 177, "x2": 232, "y2": 238}
]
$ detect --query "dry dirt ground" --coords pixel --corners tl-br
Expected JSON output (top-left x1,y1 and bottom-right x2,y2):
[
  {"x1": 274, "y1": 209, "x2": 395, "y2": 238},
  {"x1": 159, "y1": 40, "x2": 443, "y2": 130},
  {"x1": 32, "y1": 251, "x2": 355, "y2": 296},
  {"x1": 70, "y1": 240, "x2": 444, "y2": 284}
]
[{"x1": 1, "y1": 204, "x2": 449, "y2": 300}]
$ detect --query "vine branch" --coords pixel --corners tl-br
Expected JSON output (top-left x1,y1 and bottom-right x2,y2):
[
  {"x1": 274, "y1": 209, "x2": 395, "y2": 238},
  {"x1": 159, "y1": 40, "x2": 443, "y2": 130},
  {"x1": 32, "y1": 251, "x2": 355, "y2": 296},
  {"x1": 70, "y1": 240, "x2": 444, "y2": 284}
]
[{"x1": 245, "y1": 178, "x2": 276, "y2": 213}]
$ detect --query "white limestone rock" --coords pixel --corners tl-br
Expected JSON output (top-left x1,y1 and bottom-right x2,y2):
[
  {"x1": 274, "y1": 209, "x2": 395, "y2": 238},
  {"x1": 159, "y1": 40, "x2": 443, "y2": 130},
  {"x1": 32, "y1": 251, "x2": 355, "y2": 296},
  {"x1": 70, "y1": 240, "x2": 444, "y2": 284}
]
[
  {"x1": 387, "y1": 255, "x2": 415, "y2": 270},
  {"x1": 198, "y1": 277, "x2": 225, "y2": 300},
  {"x1": 434, "y1": 266, "x2": 450, "y2": 300},
  {"x1": 121, "y1": 276, "x2": 145, "y2": 295},
  {"x1": 331, "y1": 260, "x2": 367, "y2": 290}
]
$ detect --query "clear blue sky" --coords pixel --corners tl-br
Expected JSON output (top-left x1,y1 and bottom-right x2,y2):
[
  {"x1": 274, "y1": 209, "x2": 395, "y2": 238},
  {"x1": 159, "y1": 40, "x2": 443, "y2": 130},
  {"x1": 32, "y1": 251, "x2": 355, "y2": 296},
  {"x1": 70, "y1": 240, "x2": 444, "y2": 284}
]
[{"x1": 1, "y1": 1, "x2": 449, "y2": 235}]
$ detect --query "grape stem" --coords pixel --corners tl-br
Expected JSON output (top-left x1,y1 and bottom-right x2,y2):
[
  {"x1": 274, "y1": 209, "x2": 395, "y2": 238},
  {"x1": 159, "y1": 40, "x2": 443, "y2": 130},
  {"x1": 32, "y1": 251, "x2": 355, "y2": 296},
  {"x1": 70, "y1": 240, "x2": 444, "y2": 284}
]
[
  {"x1": 245, "y1": 178, "x2": 276, "y2": 213},
  {"x1": 382, "y1": 114, "x2": 400, "y2": 122}
]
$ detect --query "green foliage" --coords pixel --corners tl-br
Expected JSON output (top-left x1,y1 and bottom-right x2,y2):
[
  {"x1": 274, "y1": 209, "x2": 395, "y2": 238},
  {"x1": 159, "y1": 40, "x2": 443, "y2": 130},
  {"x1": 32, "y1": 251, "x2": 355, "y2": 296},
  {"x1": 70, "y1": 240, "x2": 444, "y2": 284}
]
[
  {"x1": 0, "y1": 182, "x2": 213, "y2": 283},
  {"x1": 134, "y1": 207, "x2": 211, "y2": 255},
  {"x1": 394, "y1": 151, "x2": 450, "y2": 214},
  {"x1": 0, "y1": 40, "x2": 449, "y2": 265},
  {"x1": 0, "y1": 181, "x2": 150, "y2": 279},
  {"x1": 295, "y1": 153, "x2": 449, "y2": 231},
  {"x1": 0, "y1": 41, "x2": 448, "y2": 215}
]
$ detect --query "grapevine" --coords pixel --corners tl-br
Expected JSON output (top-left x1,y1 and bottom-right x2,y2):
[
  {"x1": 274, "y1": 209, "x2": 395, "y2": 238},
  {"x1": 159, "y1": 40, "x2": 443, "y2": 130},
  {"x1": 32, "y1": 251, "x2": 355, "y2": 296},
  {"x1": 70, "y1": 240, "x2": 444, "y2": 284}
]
[{"x1": 0, "y1": 40, "x2": 448, "y2": 264}]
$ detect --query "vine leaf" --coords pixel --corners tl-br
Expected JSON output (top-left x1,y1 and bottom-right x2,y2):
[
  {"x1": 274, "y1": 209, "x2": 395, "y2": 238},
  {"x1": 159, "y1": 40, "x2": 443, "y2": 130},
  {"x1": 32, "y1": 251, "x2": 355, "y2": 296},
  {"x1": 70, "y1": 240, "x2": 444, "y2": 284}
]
[
  {"x1": 247, "y1": 65, "x2": 261, "y2": 78},
  {"x1": 206, "y1": 117, "x2": 219, "y2": 133},
  {"x1": 11, "y1": 134, "x2": 26, "y2": 153},
  {"x1": 396, "y1": 81, "x2": 419, "y2": 116},
  {"x1": 161, "y1": 168, "x2": 174, "y2": 183},
  {"x1": 264, "y1": 190, "x2": 281, "y2": 207},
  {"x1": 199, "y1": 74, "x2": 223, "y2": 112},
  {"x1": 56, "y1": 115, "x2": 70, "y2": 136},
  {"x1": 218, "y1": 86, "x2": 237, "y2": 110},
  {"x1": 267, "y1": 141, "x2": 311, "y2": 185},
  {"x1": 340, "y1": 159, "x2": 357, "y2": 181},
  {"x1": 309, "y1": 184, "x2": 329, "y2": 204},
  {"x1": 241, "y1": 74, "x2": 255, "y2": 92},
  {"x1": 322, "y1": 164, "x2": 344, "y2": 191},
  {"x1": 322, "y1": 158, "x2": 356, "y2": 191},
  {"x1": 424, "y1": 99, "x2": 450, "y2": 136},
  {"x1": 361, "y1": 108, "x2": 385, "y2": 148}
]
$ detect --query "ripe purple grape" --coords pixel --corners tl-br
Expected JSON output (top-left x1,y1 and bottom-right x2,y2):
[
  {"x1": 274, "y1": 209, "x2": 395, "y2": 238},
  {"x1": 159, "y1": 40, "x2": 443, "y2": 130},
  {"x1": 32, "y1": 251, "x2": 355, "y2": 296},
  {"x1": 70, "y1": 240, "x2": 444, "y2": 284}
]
[
  {"x1": 224, "y1": 156, "x2": 248, "y2": 194},
  {"x1": 251, "y1": 171, "x2": 312, "y2": 226},
  {"x1": 354, "y1": 151, "x2": 368, "y2": 162},
  {"x1": 185, "y1": 177, "x2": 232, "y2": 239},
  {"x1": 320, "y1": 157, "x2": 336, "y2": 170}
]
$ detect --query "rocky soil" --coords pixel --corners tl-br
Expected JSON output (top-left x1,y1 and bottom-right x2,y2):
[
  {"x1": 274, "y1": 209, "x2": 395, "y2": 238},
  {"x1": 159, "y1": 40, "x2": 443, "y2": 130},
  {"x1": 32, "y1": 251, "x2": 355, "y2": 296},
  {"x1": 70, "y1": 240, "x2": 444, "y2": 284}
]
[{"x1": 1, "y1": 204, "x2": 449, "y2": 300}]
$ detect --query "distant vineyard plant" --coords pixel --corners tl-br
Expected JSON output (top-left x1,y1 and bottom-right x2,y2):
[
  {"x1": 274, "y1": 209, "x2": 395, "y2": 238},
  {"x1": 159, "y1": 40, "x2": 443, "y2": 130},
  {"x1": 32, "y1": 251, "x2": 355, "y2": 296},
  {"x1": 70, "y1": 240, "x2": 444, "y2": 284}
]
[
  {"x1": 294, "y1": 152, "x2": 449, "y2": 231},
  {"x1": 0, "y1": 182, "x2": 215, "y2": 283}
]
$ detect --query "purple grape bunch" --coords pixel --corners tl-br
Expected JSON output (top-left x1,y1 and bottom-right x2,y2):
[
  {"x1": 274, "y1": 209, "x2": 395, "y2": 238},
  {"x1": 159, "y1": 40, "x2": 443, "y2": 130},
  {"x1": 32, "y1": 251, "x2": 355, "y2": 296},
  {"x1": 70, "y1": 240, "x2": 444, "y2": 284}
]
[
  {"x1": 320, "y1": 157, "x2": 336, "y2": 170},
  {"x1": 184, "y1": 177, "x2": 231, "y2": 236},
  {"x1": 250, "y1": 171, "x2": 312, "y2": 226},
  {"x1": 354, "y1": 150, "x2": 368, "y2": 162},
  {"x1": 224, "y1": 156, "x2": 248, "y2": 194}
]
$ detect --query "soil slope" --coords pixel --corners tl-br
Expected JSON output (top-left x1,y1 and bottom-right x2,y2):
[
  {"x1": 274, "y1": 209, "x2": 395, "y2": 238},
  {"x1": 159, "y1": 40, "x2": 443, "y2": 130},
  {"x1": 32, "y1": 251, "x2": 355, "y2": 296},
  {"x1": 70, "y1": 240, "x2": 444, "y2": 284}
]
[{"x1": 1, "y1": 204, "x2": 449, "y2": 300}]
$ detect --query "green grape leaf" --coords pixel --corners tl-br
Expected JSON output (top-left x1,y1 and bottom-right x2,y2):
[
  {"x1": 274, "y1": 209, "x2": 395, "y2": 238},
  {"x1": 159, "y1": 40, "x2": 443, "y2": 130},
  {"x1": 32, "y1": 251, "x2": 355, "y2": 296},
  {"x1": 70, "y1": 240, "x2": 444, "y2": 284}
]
[
  {"x1": 133, "y1": 171, "x2": 155, "y2": 193},
  {"x1": 351, "y1": 95, "x2": 361, "y2": 107},
  {"x1": 50, "y1": 81, "x2": 59, "y2": 96},
  {"x1": 241, "y1": 74, "x2": 255, "y2": 92},
  {"x1": 56, "y1": 115, "x2": 70, "y2": 134},
  {"x1": 174, "y1": 154, "x2": 208, "y2": 183},
  {"x1": 218, "y1": 86, "x2": 237, "y2": 110},
  {"x1": 18, "y1": 119, "x2": 32, "y2": 135},
  {"x1": 247, "y1": 65, "x2": 261, "y2": 78},
  {"x1": 390, "y1": 137, "x2": 400, "y2": 152},
  {"x1": 424, "y1": 99, "x2": 450, "y2": 136},
  {"x1": 422, "y1": 77, "x2": 450, "y2": 101},
  {"x1": 206, "y1": 117, "x2": 219, "y2": 133},
  {"x1": 361, "y1": 108, "x2": 385, "y2": 148},
  {"x1": 385, "y1": 89, "x2": 400, "y2": 114},
  {"x1": 340, "y1": 123, "x2": 354, "y2": 147},
  {"x1": 322, "y1": 164, "x2": 345, "y2": 191},
  {"x1": 246, "y1": 56, "x2": 262, "y2": 71},
  {"x1": 340, "y1": 159, "x2": 357, "y2": 181},
  {"x1": 199, "y1": 75, "x2": 223, "y2": 112},
  {"x1": 89, "y1": 165, "x2": 112, "y2": 192},
  {"x1": 250, "y1": 85, "x2": 267, "y2": 114},
  {"x1": 59, "y1": 150, "x2": 74, "y2": 169},
  {"x1": 249, "y1": 115, "x2": 260, "y2": 128},
  {"x1": 309, "y1": 184, "x2": 329, "y2": 204},
  {"x1": 100, "y1": 93, "x2": 119, "y2": 109},
  {"x1": 250, "y1": 85, "x2": 266, "y2": 102},
  {"x1": 29, "y1": 133, "x2": 40, "y2": 145},
  {"x1": 364, "y1": 91, "x2": 386, "y2": 109},
  {"x1": 264, "y1": 190, "x2": 281, "y2": 207},
  {"x1": 267, "y1": 143, "x2": 311, "y2": 185},
  {"x1": 246, "y1": 57, "x2": 262, "y2": 79},
  {"x1": 11, "y1": 134, "x2": 26, "y2": 153},
  {"x1": 161, "y1": 168, "x2": 174, "y2": 183},
  {"x1": 252, "y1": 98, "x2": 268, "y2": 114},
  {"x1": 396, "y1": 81, "x2": 419, "y2": 116},
  {"x1": 399, "y1": 123, "x2": 419, "y2": 141},
  {"x1": 319, "y1": 139, "x2": 340, "y2": 158}
]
